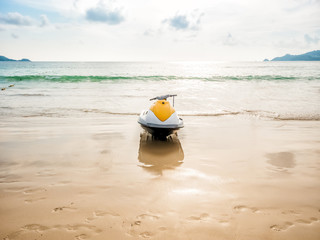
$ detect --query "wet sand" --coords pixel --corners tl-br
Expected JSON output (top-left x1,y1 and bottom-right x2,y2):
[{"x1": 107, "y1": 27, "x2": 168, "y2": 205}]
[{"x1": 0, "y1": 114, "x2": 320, "y2": 240}]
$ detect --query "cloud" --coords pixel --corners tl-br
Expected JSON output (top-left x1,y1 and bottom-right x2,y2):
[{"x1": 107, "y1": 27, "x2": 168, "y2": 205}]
[
  {"x1": 284, "y1": 0, "x2": 320, "y2": 13},
  {"x1": 0, "y1": 12, "x2": 33, "y2": 26},
  {"x1": 40, "y1": 14, "x2": 50, "y2": 27},
  {"x1": 85, "y1": 3, "x2": 124, "y2": 25},
  {"x1": 163, "y1": 10, "x2": 204, "y2": 31},
  {"x1": 11, "y1": 33, "x2": 19, "y2": 39},
  {"x1": 143, "y1": 28, "x2": 163, "y2": 37},
  {"x1": 304, "y1": 34, "x2": 319, "y2": 44},
  {"x1": 168, "y1": 15, "x2": 189, "y2": 30},
  {"x1": 0, "y1": 12, "x2": 49, "y2": 28},
  {"x1": 143, "y1": 29, "x2": 154, "y2": 36},
  {"x1": 223, "y1": 33, "x2": 237, "y2": 46}
]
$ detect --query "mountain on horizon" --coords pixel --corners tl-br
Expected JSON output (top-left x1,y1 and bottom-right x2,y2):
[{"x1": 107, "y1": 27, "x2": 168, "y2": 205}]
[
  {"x1": 0, "y1": 55, "x2": 31, "y2": 62},
  {"x1": 268, "y1": 50, "x2": 320, "y2": 61}
]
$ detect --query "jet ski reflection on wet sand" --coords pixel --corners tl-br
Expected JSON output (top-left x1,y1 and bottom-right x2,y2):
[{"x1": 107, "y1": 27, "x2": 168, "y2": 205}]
[
  {"x1": 138, "y1": 94, "x2": 184, "y2": 138},
  {"x1": 138, "y1": 132, "x2": 184, "y2": 175}
]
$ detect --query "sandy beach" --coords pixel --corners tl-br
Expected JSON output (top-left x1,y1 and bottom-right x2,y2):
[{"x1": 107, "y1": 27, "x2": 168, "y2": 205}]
[{"x1": 1, "y1": 113, "x2": 319, "y2": 240}]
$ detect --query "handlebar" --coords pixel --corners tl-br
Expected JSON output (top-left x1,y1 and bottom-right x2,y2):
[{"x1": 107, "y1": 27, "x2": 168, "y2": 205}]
[{"x1": 149, "y1": 94, "x2": 177, "y2": 101}]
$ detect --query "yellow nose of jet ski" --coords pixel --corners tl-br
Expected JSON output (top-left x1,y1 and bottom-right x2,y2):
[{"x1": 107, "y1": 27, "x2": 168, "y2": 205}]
[{"x1": 149, "y1": 100, "x2": 175, "y2": 122}]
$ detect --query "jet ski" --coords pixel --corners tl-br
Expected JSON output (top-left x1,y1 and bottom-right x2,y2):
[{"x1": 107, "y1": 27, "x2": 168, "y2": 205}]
[{"x1": 138, "y1": 94, "x2": 184, "y2": 137}]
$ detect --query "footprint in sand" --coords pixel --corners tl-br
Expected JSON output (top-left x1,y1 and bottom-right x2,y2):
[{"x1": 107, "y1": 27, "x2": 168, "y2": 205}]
[
  {"x1": 126, "y1": 214, "x2": 160, "y2": 238},
  {"x1": 281, "y1": 209, "x2": 300, "y2": 215},
  {"x1": 132, "y1": 221, "x2": 141, "y2": 226},
  {"x1": 85, "y1": 210, "x2": 119, "y2": 222},
  {"x1": 137, "y1": 213, "x2": 160, "y2": 220},
  {"x1": 52, "y1": 202, "x2": 76, "y2": 212},
  {"x1": 23, "y1": 188, "x2": 47, "y2": 194},
  {"x1": 53, "y1": 206, "x2": 77, "y2": 212},
  {"x1": 22, "y1": 224, "x2": 49, "y2": 232},
  {"x1": 7, "y1": 223, "x2": 102, "y2": 239},
  {"x1": 158, "y1": 226, "x2": 167, "y2": 231},
  {"x1": 75, "y1": 233, "x2": 88, "y2": 240},
  {"x1": 100, "y1": 150, "x2": 109, "y2": 154},
  {"x1": 139, "y1": 231, "x2": 154, "y2": 238},
  {"x1": 233, "y1": 205, "x2": 260, "y2": 213},
  {"x1": 94, "y1": 210, "x2": 119, "y2": 217},
  {"x1": 24, "y1": 197, "x2": 46, "y2": 203},
  {"x1": 270, "y1": 222, "x2": 293, "y2": 231},
  {"x1": 187, "y1": 213, "x2": 210, "y2": 221},
  {"x1": 217, "y1": 219, "x2": 231, "y2": 226},
  {"x1": 63, "y1": 224, "x2": 102, "y2": 234},
  {"x1": 3, "y1": 224, "x2": 48, "y2": 239},
  {"x1": 296, "y1": 219, "x2": 311, "y2": 224},
  {"x1": 296, "y1": 217, "x2": 319, "y2": 224}
]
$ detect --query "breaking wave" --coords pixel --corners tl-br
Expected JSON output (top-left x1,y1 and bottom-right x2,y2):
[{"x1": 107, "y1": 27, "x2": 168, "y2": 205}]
[{"x1": 1, "y1": 74, "x2": 320, "y2": 83}]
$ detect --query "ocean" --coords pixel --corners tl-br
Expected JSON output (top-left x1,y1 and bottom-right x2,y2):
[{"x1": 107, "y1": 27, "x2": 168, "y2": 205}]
[{"x1": 1, "y1": 61, "x2": 319, "y2": 120}]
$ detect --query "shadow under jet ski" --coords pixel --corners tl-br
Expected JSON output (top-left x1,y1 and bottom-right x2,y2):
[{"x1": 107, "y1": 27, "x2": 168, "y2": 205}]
[{"x1": 138, "y1": 132, "x2": 184, "y2": 175}]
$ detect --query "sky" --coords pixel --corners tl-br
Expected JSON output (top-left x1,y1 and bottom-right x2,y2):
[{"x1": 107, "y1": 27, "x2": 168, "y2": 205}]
[{"x1": 0, "y1": 0, "x2": 320, "y2": 61}]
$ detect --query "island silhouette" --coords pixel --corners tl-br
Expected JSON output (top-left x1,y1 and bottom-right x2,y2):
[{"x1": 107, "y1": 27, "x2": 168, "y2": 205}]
[
  {"x1": 0, "y1": 55, "x2": 31, "y2": 62},
  {"x1": 264, "y1": 50, "x2": 320, "y2": 61}
]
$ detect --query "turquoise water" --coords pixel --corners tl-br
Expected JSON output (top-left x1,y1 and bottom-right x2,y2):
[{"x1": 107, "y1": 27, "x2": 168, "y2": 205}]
[{"x1": 0, "y1": 61, "x2": 320, "y2": 120}]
